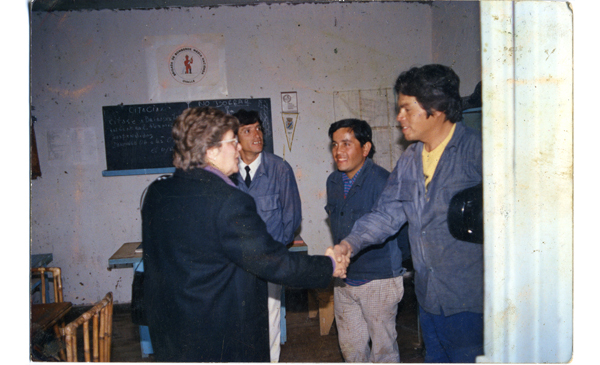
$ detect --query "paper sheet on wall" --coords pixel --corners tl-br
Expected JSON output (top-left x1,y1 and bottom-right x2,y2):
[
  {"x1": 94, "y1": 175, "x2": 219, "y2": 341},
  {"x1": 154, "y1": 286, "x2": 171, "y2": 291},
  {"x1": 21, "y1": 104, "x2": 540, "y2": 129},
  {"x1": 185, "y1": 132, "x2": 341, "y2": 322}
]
[
  {"x1": 333, "y1": 88, "x2": 407, "y2": 172},
  {"x1": 145, "y1": 34, "x2": 228, "y2": 102},
  {"x1": 47, "y1": 128, "x2": 99, "y2": 165}
]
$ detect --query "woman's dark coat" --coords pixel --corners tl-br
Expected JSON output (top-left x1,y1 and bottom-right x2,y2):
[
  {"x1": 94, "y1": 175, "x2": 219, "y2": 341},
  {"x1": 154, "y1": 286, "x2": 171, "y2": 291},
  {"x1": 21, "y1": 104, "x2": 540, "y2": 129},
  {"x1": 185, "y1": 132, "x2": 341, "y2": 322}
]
[{"x1": 142, "y1": 168, "x2": 332, "y2": 362}]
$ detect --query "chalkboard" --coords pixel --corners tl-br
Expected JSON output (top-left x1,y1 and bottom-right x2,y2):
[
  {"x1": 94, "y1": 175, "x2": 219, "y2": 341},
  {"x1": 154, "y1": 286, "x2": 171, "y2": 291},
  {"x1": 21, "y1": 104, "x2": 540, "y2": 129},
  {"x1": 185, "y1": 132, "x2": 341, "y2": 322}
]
[{"x1": 102, "y1": 98, "x2": 272, "y2": 176}]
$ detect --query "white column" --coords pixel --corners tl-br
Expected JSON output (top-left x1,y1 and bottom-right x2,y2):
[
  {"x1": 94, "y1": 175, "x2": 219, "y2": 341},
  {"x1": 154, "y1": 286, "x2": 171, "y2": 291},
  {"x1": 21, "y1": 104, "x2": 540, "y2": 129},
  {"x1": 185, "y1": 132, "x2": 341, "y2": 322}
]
[{"x1": 479, "y1": 1, "x2": 573, "y2": 363}]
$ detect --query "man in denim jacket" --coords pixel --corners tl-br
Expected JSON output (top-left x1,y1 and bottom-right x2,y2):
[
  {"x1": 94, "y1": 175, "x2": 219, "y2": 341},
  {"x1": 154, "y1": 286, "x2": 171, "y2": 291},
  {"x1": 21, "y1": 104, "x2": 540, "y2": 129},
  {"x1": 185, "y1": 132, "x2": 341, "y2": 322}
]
[
  {"x1": 333, "y1": 65, "x2": 483, "y2": 363},
  {"x1": 233, "y1": 109, "x2": 301, "y2": 362},
  {"x1": 326, "y1": 118, "x2": 409, "y2": 362}
]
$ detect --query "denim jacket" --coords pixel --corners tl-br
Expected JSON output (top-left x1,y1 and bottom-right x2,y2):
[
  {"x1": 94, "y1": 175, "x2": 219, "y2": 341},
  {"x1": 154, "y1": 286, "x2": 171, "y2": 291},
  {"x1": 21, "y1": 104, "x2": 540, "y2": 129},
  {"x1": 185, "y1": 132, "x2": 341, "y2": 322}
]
[
  {"x1": 236, "y1": 152, "x2": 301, "y2": 245},
  {"x1": 344, "y1": 122, "x2": 483, "y2": 316},
  {"x1": 326, "y1": 158, "x2": 407, "y2": 281}
]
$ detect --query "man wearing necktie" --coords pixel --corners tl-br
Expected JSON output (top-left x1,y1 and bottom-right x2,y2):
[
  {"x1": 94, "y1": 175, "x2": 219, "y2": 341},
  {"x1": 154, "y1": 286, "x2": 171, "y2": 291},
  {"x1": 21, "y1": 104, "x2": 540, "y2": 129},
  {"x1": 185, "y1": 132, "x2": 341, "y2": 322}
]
[
  {"x1": 245, "y1": 165, "x2": 252, "y2": 187},
  {"x1": 233, "y1": 109, "x2": 302, "y2": 362}
]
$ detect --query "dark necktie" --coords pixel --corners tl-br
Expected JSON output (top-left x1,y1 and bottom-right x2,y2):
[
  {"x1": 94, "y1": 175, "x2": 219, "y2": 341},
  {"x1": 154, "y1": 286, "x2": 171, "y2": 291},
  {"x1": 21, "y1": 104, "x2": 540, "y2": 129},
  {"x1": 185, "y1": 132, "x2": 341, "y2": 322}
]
[{"x1": 245, "y1": 166, "x2": 252, "y2": 188}]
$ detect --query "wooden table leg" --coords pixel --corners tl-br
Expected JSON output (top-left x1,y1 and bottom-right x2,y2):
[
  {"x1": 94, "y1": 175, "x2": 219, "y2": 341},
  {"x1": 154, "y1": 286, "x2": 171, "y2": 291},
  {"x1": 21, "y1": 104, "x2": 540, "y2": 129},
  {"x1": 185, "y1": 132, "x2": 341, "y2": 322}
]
[
  {"x1": 308, "y1": 290, "x2": 318, "y2": 319},
  {"x1": 308, "y1": 284, "x2": 335, "y2": 336}
]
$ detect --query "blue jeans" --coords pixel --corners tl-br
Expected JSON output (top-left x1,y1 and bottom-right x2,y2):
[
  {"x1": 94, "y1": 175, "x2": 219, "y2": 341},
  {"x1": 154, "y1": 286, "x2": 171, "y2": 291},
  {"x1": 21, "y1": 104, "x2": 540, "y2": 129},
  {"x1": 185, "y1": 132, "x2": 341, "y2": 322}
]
[{"x1": 419, "y1": 306, "x2": 483, "y2": 363}]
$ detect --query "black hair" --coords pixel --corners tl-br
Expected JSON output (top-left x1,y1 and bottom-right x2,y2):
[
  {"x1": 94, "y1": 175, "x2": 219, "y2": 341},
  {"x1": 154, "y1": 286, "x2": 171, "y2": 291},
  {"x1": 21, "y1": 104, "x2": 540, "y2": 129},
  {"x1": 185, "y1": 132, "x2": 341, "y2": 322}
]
[
  {"x1": 328, "y1": 118, "x2": 375, "y2": 159},
  {"x1": 394, "y1": 64, "x2": 462, "y2": 123},
  {"x1": 232, "y1": 109, "x2": 263, "y2": 128}
]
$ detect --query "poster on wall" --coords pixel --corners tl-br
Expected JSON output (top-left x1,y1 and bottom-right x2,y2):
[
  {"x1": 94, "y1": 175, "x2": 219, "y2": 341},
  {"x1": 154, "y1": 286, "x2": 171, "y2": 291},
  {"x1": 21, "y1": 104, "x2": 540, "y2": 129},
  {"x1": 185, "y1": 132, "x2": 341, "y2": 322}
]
[
  {"x1": 145, "y1": 34, "x2": 228, "y2": 102},
  {"x1": 333, "y1": 88, "x2": 404, "y2": 172}
]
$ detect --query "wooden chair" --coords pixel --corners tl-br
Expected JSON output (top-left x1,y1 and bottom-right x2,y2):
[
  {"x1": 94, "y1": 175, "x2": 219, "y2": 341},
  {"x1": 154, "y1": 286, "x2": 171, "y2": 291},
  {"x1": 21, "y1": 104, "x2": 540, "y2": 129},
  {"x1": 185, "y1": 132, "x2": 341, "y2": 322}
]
[
  {"x1": 31, "y1": 267, "x2": 64, "y2": 303},
  {"x1": 31, "y1": 267, "x2": 66, "y2": 360},
  {"x1": 60, "y1": 292, "x2": 113, "y2": 362}
]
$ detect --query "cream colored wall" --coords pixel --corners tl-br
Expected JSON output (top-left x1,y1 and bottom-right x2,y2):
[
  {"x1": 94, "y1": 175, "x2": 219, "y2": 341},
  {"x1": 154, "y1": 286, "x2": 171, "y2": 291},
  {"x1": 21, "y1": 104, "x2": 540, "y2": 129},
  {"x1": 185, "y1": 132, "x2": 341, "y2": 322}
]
[
  {"x1": 30, "y1": 2, "x2": 480, "y2": 305},
  {"x1": 432, "y1": 0, "x2": 481, "y2": 96}
]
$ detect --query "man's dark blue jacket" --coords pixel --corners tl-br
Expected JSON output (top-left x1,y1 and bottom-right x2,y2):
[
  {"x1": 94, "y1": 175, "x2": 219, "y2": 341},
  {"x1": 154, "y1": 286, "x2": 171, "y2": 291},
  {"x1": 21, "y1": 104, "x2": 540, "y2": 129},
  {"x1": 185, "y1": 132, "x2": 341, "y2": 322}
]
[{"x1": 326, "y1": 158, "x2": 409, "y2": 280}]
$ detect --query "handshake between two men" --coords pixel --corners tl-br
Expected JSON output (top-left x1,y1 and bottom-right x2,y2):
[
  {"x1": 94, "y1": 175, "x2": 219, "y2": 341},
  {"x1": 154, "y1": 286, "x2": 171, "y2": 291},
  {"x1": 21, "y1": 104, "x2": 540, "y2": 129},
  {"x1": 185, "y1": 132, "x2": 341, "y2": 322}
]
[{"x1": 324, "y1": 241, "x2": 353, "y2": 278}]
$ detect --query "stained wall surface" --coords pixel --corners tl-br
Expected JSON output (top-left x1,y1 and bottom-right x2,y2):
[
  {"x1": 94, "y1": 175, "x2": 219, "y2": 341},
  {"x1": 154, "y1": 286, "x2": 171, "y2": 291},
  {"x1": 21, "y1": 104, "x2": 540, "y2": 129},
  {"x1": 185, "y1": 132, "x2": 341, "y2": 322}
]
[{"x1": 30, "y1": 1, "x2": 481, "y2": 305}]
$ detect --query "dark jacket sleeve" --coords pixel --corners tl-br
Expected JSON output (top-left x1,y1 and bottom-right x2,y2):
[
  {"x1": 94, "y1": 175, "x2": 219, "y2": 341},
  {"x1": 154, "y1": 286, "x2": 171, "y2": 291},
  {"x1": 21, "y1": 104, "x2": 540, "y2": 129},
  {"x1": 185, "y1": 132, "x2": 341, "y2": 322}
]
[{"x1": 217, "y1": 190, "x2": 332, "y2": 289}]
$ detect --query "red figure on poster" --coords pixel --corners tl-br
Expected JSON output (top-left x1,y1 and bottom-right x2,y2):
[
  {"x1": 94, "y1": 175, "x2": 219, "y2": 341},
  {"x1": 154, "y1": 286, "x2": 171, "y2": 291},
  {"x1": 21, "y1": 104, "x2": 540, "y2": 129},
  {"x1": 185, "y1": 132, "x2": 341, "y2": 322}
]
[{"x1": 184, "y1": 55, "x2": 193, "y2": 74}]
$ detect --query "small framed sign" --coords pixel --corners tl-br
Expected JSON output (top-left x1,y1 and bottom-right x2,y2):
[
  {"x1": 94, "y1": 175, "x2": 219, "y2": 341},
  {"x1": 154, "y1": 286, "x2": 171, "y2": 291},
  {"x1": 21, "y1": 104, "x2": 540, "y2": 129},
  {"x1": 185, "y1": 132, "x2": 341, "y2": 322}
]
[{"x1": 281, "y1": 91, "x2": 298, "y2": 113}]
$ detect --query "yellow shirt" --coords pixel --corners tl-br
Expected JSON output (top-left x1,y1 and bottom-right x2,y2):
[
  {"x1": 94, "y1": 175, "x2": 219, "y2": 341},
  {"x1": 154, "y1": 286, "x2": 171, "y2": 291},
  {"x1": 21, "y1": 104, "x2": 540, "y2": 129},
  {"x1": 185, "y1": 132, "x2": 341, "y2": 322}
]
[{"x1": 422, "y1": 123, "x2": 456, "y2": 189}]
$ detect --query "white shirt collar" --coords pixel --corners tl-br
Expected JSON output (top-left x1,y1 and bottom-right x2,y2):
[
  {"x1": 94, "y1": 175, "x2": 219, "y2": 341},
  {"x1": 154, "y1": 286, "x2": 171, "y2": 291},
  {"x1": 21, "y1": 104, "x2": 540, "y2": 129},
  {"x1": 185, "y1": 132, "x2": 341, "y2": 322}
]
[{"x1": 239, "y1": 152, "x2": 262, "y2": 180}]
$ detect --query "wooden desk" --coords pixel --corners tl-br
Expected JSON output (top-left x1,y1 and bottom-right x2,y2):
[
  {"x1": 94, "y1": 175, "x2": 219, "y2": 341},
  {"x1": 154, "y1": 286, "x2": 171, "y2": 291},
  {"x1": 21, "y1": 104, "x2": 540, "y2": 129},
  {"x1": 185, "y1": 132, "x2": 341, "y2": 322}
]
[
  {"x1": 287, "y1": 238, "x2": 308, "y2": 253},
  {"x1": 31, "y1": 302, "x2": 72, "y2": 337},
  {"x1": 106, "y1": 236, "x2": 316, "y2": 357},
  {"x1": 109, "y1": 238, "x2": 307, "y2": 268},
  {"x1": 108, "y1": 242, "x2": 142, "y2": 269}
]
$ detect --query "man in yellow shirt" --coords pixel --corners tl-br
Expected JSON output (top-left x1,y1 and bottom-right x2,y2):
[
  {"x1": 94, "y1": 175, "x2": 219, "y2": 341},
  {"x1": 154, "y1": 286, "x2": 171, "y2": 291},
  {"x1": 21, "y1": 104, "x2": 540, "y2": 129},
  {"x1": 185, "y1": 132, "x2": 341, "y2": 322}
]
[{"x1": 333, "y1": 64, "x2": 483, "y2": 363}]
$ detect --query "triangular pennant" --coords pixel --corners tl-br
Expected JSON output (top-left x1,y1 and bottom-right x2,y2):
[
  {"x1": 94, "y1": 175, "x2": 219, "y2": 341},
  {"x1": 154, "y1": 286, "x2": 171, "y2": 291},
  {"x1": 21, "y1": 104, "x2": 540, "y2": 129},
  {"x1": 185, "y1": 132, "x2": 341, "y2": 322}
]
[{"x1": 282, "y1": 113, "x2": 298, "y2": 152}]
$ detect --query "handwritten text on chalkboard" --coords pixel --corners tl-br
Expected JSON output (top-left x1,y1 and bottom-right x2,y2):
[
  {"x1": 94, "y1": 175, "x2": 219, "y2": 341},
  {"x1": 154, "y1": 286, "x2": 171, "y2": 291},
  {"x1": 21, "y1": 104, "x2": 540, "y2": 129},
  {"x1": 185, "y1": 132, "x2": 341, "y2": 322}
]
[{"x1": 102, "y1": 98, "x2": 272, "y2": 175}]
